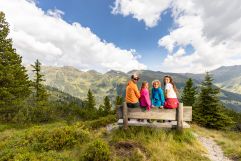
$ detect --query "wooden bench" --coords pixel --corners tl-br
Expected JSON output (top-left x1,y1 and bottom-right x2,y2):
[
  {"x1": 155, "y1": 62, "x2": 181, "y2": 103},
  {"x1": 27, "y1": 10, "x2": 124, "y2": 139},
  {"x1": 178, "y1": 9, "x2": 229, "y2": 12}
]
[{"x1": 117, "y1": 102, "x2": 192, "y2": 130}]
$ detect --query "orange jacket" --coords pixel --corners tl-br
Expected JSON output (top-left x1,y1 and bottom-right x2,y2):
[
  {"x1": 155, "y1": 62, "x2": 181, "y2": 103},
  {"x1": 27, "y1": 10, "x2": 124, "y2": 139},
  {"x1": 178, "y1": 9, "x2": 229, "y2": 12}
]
[{"x1": 125, "y1": 80, "x2": 140, "y2": 103}]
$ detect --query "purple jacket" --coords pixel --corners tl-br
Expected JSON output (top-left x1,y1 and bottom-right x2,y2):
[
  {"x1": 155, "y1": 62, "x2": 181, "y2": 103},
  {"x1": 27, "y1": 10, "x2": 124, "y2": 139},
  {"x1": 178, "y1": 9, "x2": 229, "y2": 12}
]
[{"x1": 139, "y1": 88, "x2": 151, "y2": 110}]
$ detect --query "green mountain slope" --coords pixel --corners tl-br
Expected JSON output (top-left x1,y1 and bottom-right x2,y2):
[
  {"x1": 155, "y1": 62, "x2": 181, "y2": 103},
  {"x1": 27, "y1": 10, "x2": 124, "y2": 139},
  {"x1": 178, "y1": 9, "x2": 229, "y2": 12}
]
[
  {"x1": 26, "y1": 66, "x2": 241, "y2": 112},
  {"x1": 27, "y1": 66, "x2": 128, "y2": 105},
  {"x1": 183, "y1": 65, "x2": 241, "y2": 94},
  {"x1": 46, "y1": 86, "x2": 83, "y2": 106}
]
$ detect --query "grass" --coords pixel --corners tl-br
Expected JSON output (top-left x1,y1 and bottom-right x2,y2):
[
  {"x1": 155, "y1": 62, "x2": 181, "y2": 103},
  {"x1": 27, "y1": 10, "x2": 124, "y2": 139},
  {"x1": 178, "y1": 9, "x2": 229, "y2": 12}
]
[
  {"x1": 110, "y1": 126, "x2": 208, "y2": 161},
  {"x1": 5, "y1": 117, "x2": 241, "y2": 161},
  {"x1": 192, "y1": 124, "x2": 241, "y2": 161}
]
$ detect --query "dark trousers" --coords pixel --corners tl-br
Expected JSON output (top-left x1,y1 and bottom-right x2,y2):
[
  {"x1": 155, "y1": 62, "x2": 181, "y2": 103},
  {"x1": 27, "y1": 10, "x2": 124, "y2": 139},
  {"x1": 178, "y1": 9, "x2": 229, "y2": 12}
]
[{"x1": 127, "y1": 102, "x2": 139, "y2": 108}]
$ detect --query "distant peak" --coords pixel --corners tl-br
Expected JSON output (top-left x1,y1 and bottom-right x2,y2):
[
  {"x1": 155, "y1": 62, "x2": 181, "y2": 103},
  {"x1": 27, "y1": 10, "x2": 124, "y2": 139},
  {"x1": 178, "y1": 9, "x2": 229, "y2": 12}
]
[
  {"x1": 62, "y1": 66, "x2": 82, "y2": 72},
  {"x1": 86, "y1": 70, "x2": 101, "y2": 74},
  {"x1": 212, "y1": 65, "x2": 241, "y2": 72},
  {"x1": 63, "y1": 66, "x2": 78, "y2": 70},
  {"x1": 106, "y1": 70, "x2": 125, "y2": 74}
]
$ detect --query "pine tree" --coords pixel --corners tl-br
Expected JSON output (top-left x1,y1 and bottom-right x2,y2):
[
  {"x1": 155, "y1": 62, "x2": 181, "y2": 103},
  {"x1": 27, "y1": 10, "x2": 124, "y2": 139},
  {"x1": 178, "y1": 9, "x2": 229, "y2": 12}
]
[
  {"x1": 98, "y1": 104, "x2": 105, "y2": 116},
  {"x1": 86, "y1": 89, "x2": 96, "y2": 109},
  {"x1": 181, "y1": 78, "x2": 197, "y2": 106},
  {"x1": 114, "y1": 95, "x2": 123, "y2": 115},
  {"x1": 103, "y1": 96, "x2": 112, "y2": 114},
  {"x1": 31, "y1": 59, "x2": 48, "y2": 104},
  {"x1": 193, "y1": 72, "x2": 233, "y2": 129},
  {"x1": 115, "y1": 95, "x2": 123, "y2": 106},
  {"x1": 0, "y1": 12, "x2": 31, "y2": 121}
]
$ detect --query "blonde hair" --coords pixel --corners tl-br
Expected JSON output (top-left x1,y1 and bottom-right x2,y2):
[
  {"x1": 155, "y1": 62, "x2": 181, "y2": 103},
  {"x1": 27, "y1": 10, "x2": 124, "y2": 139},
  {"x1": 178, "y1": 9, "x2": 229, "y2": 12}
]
[{"x1": 152, "y1": 80, "x2": 161, "y2": 87}]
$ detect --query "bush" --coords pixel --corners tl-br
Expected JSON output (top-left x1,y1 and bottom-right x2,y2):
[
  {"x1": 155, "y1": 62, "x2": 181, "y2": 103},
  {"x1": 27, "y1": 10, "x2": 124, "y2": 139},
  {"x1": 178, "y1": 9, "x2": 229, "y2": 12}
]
[
  {"x1": 84, "y1": 115, "x2": 117, "y2": 129},
  {"x1": 13, "y1": 104, "x2": 54, "y2": 124},
  {"x1": 0, "y1": 125, "x2": 91, "y2": 160},
  {"x1": 13, "y1": 151, "x2": 71, "y2": 161},
  {"x1": 25, "y1": 126, "x2": 90, "y2": 151},
  {"x1": 81, "y1": 140, "x2": 111, "y2": 161}
]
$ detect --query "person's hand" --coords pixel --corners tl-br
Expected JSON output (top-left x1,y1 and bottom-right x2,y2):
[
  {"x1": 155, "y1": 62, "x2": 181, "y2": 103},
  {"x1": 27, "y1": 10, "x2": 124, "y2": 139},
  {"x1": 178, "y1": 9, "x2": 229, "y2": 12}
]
[
  {"x1": 152, "y1": 105, "x2": 155, "y2": 108},
  {"x1": 160, "y1": 106, "x2": 164, "y2": 109}
]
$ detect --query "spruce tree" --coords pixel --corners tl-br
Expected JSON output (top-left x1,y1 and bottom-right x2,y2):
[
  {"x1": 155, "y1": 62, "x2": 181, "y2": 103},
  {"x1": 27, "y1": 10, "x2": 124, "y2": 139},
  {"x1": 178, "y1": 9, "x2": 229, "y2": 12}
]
[
  {"x1": 86, "y1": 89, "x2": 96, "y2": 109},
  {"x1": 31, "y1": 59, "x2": 48, "y2": 104},
  {"x1": 103, "y1": 96, "x2": 112, "y2": 114},
  {"x1": 114, "y1": 95, "x2": 123, "y2": 115},
  {"x1": 0, "y1": 12, "x2": 31, "y2": 121},
  {"x1": 181, "y1": 78, "x2": 197, "y2": 106},
  {"x1": 115, "y1": 95, "x2": 123, "y2": 106},
  {"x1": 193, "y1": 72, "x2": 233, "y2": 129}
]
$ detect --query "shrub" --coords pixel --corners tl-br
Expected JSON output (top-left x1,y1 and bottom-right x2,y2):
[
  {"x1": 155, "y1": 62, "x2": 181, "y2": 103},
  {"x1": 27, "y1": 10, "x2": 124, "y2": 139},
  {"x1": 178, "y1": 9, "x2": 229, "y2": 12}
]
[
  {"x1": 84, "y1": 115, "x2": 117, "y2": 129},
  {"x1": 13, "y1": 104, "x2": 54, "y2": 124},
  {"x1": 0, "y1": 125, "x2": 90, "y2": 160},
  {"x1": 81, "y1": 140, "x2": 111, "y2": 161},
  {"x1": 14, "y1": 151, "x2": 70, "y2": 161},
  {"x1": 24, "y1": 126, "x2": 90, "y2": 151}
]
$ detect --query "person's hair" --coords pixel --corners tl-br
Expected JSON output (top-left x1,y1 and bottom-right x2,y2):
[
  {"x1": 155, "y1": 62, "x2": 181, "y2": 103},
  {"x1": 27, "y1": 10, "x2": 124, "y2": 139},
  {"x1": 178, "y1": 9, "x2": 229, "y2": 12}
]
[
  {"x1": 141, "y1": 81, "x2": 148, "y2": 89},
  {"x1": 152, "y1": 80, "x2": 161, "y2": 87},
  {"x1": 163, "y1": 75, "x2": 178, "y2": 93},
  {"x1": 131, "y1": 73, "x2": 139, "y2": 79}
]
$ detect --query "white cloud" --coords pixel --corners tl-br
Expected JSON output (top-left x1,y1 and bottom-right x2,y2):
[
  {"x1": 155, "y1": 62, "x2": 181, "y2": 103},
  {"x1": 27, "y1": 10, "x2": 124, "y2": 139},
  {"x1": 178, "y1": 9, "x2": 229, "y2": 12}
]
[
  {"x1": 0, "y1": 0, "x2": 146, "y2": 72},
  {"x1": 47, "y1": 8, "x2": 64, "y2": 19},
  {"x1": 113, "y1": 0, "x2": 241, "y2": 73},
  {"x1": 111, "y1": 0, "x2": 171, "y2": 27}
]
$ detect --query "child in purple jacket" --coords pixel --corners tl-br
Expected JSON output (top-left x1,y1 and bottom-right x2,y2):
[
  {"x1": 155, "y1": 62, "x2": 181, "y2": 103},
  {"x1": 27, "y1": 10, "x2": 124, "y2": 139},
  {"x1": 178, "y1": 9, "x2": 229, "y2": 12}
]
[{"x1": 139, "y1": 81, "x2": 151, "y2": 111}]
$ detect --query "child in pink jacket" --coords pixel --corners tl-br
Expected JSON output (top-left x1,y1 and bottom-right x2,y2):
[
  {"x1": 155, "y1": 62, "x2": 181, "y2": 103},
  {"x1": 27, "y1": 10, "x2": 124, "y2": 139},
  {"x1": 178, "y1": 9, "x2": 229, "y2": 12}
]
[{"x1": 139, "y1": 81, "x2": 151, "y2": 111}]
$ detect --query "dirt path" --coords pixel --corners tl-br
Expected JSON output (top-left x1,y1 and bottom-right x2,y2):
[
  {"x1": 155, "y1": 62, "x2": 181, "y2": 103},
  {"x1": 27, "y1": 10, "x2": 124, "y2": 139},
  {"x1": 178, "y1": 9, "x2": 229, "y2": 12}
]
[{"x1": 195, "y1": 133, "x2": 232, "y2": 161}]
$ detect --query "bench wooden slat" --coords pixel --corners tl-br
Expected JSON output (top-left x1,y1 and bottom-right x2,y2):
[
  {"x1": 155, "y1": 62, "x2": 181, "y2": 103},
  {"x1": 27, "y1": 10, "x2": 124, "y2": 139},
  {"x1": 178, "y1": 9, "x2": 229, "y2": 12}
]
[
  {"x1": 117, "y1": 119, "x2": 190, "y2": 128},
  {"x1": 119, "y1": 106, "x2": 192, "y2": 121}
]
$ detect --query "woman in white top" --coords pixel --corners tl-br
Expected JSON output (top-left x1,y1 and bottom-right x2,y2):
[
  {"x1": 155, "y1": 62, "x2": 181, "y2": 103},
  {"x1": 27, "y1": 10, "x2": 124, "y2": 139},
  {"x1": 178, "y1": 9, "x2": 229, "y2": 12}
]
[{"x1": 163, "y1": 75, "x2": 179, "y2": 109}]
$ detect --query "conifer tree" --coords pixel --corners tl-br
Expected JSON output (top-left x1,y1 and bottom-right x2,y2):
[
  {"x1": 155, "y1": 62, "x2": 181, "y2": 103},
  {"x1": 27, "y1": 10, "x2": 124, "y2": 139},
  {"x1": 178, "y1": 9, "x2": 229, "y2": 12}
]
[
  {"x1": 0, "y1": 12, "x2": 30, "y2": 120},
  {"x1": 181, "y1": 78, "x2": 197, "y2": 106},
  {"x1": 193, "y1": 72, "x2": 233, "y2": 129},
  {"x1": 86, "y1": 89, "x2": 96, "y2": 109},
  {"x1": 115, "y1": 95, "x2": 123, "y2": 106},
  {"x1": 31, "y1": 59, "x2": 48, "y2": 104},
  {"x1": 114, "y1": 95, "x2": 123, "y2": 115},
  {"x1": 103, "y1": 96, "x2": 112, "y2": 114}
]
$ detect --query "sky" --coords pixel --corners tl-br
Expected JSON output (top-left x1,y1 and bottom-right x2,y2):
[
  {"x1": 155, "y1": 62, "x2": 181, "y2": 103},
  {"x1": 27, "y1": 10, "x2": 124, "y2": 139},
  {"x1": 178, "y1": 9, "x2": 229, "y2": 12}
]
[{"x1": 0, "y1": 0, "x2": 241, "y2": 73}]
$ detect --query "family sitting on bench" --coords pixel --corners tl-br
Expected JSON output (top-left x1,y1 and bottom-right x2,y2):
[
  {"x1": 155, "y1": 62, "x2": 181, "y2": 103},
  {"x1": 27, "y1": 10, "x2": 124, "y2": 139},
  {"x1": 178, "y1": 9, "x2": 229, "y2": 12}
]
[{"x1": 125, "y1": 74, "x2": 179, "y2": 110}]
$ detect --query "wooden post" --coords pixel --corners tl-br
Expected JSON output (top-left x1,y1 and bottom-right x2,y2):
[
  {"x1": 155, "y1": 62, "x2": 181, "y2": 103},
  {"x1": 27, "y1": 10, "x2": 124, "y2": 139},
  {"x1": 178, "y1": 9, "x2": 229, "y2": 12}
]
[
  {"x1": 123, "y1": 102, "x2": 128, "y2": 130},
  {"x1": 177, "y1": 103, "x2": 184, "y2": 130}
]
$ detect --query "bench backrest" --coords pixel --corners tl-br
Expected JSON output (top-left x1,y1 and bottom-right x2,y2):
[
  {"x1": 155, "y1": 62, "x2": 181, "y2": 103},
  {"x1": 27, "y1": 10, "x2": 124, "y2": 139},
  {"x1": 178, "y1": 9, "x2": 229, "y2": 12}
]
[
  {"x1": 127, "y1": 106, "x2": 192, "y2": 121},
  {"x1": 117, "y1": 103, "x2": 192, "y2": 121}
]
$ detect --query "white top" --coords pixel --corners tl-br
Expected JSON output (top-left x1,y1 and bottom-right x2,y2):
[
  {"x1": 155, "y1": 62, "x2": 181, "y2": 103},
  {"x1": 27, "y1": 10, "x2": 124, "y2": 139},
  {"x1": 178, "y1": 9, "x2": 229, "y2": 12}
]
[{"x1": 165, "y1": 83, "x2": 177, "y2": 98}]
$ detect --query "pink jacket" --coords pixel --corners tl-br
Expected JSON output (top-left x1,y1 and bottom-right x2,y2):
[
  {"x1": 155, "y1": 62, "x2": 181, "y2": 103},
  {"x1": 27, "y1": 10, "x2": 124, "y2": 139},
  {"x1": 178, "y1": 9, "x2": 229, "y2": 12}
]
[{"x1": 139, "y1": 88, "x2": 151, "y2": 111}]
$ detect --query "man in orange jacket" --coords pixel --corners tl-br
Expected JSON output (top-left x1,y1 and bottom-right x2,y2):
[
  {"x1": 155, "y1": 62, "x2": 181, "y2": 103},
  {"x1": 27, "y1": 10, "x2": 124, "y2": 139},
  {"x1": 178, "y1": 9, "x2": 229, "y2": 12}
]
[{"x1": 125, "y1": 74, "x2": 140, "y2": 108}]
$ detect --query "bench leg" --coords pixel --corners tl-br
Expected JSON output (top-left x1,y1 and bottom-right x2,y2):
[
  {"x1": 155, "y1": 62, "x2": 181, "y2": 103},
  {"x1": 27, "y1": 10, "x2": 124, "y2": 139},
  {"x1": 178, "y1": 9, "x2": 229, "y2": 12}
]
[
  {"x1": 177, "y1": 103, "x2": 184, "y2": 131},
  {"x1": 123, "y1": 102, "x2": 128, "y2": 130}
]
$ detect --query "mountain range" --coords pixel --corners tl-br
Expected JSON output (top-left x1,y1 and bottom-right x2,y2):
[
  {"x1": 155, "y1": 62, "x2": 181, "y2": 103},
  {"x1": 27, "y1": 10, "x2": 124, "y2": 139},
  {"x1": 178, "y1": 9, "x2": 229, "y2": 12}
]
[{"x1": 26, "y1": 65, "x2": 241, "y2": 112}]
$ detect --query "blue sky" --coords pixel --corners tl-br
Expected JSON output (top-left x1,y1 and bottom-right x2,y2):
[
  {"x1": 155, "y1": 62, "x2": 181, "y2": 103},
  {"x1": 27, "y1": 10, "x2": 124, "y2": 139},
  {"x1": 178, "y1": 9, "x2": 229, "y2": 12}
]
[
  {"x1": 36, "y1": 0, "x2": 173, "y2": 70},
  {"x1": 1, "y1": 0, "x2": 241, "y2": 73}
]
